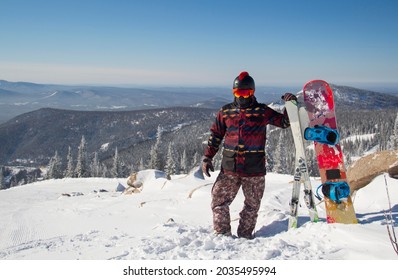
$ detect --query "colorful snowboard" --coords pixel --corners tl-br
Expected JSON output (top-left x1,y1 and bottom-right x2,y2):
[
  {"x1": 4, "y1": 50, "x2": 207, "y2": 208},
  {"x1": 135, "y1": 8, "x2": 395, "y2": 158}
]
[{"x1": 303, "y1": 80, "x2": 357, "y2": 224}]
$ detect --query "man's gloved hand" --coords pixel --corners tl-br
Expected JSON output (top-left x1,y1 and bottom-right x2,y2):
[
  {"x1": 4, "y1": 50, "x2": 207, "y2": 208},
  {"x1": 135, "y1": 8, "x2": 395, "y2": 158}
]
[
  {"x1": 281, "y1": 93, "x2": 297, "y2": 102},
  {"x1": 202, "y1": 156, "x2": 214, "y2": 177}
]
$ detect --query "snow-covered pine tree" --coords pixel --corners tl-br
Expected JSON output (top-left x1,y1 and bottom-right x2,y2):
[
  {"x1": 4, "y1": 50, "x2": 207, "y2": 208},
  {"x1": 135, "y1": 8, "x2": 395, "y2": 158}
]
[
  {"x1": 191, "y1": 151, "x2": 200, "y2": 169},
  {"x1": 388, "y1": 112, "x2": 398, "y2": 150},
  {"x1": 75, "y1": 136, "x2": 89, "y2": 178},
  {"x1": 149, "y1": 125, "x2": 163, "y2": 170},
  {"x1": 265, "y1": 145, "x2": 274, "y2": 172},
  {"x1": 165, "y1": 143, "x2": 176, "y2": 179},
  {"x1": 65, "y1": 146, "x2": 74, "y2": 178},
  {"x1": 273, "y1": 131, "x2": 288, "y2": 174},
  {"x1": 180, "y1": 149, "x2": 188, "y2": 174},
  {"x1": 47, "y1": 151, "x2": 63, "y2": 179},
  {"x1": 149, "y1": 145, "x2": 158, "y2": 170},
  {"x1": 91, "y1": 152, "x2": 101, "y2": 177},
  {"x1": 110, "y1": 147, "x2": 121, "y2": 178},
  {"x1": 100, "y1": 163, "x2": 108, "y2": 177}
]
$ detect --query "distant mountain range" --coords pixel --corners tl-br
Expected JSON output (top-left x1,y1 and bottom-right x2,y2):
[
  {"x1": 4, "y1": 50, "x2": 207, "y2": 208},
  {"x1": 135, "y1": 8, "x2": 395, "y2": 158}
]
[
  {"x1": 331, "y1": 85, "x2": 398, "y2": 109},
  {"x1": 0, "y1": 79, "x2": 294, "y2": 124},
  {"x1": 1, "y1": 79, "x2": 398, "y2": 167}
]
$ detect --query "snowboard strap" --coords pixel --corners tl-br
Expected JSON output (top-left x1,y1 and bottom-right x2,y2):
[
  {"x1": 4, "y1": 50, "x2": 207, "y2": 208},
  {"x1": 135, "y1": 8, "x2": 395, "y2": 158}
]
[{"x1": 315, "y1": 182, "x2": 350, "y2": 204}]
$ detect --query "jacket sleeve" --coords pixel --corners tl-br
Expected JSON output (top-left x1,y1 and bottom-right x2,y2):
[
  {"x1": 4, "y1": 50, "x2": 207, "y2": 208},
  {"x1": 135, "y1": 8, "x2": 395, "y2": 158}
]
[
  {"x1": 268, "y1": 107, "x2": 290, "y2": 128},
  {"x1": 204, "y1": 109, "x2": 226, "y2": 159}
]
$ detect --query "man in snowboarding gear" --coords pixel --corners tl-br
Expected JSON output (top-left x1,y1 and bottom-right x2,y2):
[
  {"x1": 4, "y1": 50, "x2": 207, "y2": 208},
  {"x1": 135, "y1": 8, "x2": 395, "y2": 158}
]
[{"x1": 202, "y1": 71, "x2": 296, "y2": 238}]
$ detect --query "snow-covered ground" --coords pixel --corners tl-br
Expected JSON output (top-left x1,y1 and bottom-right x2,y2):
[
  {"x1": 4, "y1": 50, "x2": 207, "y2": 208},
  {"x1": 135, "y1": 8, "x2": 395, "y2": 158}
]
[{"x1": 0, "y1": 169, "x2": 397, "y2": 277}]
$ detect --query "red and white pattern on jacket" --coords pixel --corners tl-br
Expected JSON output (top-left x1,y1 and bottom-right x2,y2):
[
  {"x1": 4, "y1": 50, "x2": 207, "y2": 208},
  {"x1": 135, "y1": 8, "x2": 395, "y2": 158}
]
[{"x1": 205, "y1": 99, "x2": 290, "y2": 177}]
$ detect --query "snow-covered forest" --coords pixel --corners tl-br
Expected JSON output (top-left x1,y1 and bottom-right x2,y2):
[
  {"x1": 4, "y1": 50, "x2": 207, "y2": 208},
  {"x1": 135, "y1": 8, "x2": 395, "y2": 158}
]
[
  {"x1": 47, "y1": 108, "x2": 398, "y2": 177},
  {"x1": 1, "y1": 106, "x2": 397, "y2": 189}
]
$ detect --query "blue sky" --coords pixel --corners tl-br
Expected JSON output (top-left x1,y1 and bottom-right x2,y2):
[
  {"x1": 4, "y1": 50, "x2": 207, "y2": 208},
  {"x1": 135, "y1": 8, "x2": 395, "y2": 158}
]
[{"x1": 1, "y1": 0, "x2": 397, "y2": 87}]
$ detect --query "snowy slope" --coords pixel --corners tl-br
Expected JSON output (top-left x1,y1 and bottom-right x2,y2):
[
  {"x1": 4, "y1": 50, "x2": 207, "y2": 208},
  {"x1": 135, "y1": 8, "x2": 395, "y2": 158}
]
[{"x1": 0, "y1": 169, "x2": 397, "y2": 261}]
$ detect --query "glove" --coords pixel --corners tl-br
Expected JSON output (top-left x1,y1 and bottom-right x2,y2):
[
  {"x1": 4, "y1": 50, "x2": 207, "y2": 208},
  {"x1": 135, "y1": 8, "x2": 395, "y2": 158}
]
[
  {"x1": 202, "y1": 157, "x2": 214, "y2": 177},
  {"x1": 281, "y1": 93, "x2": 297, "y2": 102}
]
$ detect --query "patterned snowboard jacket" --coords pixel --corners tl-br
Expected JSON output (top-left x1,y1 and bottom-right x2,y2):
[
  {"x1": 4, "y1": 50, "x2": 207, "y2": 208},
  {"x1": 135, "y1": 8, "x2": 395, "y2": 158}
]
[{"x1": 205, "y1": 98, "x2": 290, "y2": 177}]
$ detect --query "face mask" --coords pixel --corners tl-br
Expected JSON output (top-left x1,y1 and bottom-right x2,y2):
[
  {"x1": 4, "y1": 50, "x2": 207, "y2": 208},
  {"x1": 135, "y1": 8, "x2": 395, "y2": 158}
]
[{"x1": 235, "y1": 96, "x2": 253, "y2": 108}]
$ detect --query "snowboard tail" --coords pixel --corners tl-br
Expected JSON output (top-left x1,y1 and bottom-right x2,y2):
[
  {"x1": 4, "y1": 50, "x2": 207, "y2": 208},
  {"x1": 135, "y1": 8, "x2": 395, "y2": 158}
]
[{"x1": 303, "y1": 80, "x2": 357, "y2": 224}]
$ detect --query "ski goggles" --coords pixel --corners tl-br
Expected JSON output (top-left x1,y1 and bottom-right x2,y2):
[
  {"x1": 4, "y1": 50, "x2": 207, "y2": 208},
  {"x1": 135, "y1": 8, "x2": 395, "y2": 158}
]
[{"x1": 233, "y1": 88, "x2": 254, "y2": 98}]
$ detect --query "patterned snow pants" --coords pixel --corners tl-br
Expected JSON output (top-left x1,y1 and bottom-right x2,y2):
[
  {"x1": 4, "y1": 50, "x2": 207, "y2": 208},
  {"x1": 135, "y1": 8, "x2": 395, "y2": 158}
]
[{"x1": 211, "y1": 172, "x2": 265, "y2": 238}]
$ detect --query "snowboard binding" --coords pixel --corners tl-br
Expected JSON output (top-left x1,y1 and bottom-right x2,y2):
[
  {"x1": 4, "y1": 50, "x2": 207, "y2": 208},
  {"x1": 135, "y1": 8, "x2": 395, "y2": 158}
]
[
  {"x1": 304, "y1": 125, "x2": 340, "y2": 145},
  {"x1": 315, "y1": 181, "x2": 350, "y2": 204}
]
